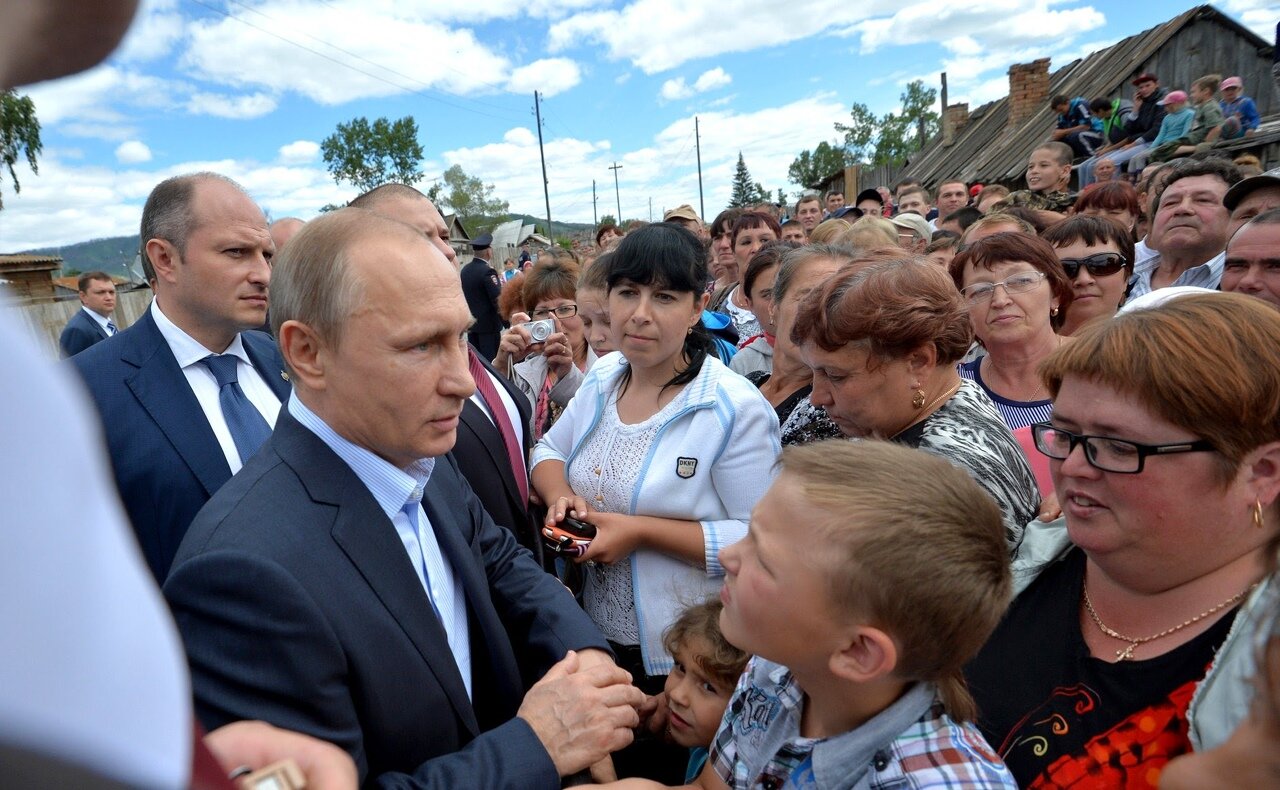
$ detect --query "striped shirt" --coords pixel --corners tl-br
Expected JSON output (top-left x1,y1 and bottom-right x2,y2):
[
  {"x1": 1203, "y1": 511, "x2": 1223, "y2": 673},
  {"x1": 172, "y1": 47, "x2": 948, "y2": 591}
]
[
  {"x1": 1127, "y1": 251, "x2": 1225, "y2": 300},
  {"x1": 958, "y1": 359, "x2": 1054, "y2": 431},
  {"x1": 710, "y1": 658, "x2": 1016, "y2": 789}
]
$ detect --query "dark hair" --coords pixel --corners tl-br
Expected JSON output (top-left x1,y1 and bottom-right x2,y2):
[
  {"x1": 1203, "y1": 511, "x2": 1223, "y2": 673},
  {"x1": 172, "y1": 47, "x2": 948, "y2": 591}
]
[
  {"x1": 606, "y1": 223, "x2": 713, "y2": 392},
  {"x1": 595, "y1": 223, "x2": 622, "y2": 248},
  {"x1": 1073, "y1": 180, "x2": 1142, "y2": 221},
  {"x1": 893, "y1": 177, "x2": 921, "y2": 192},
  {"x1": 824, "y1": 190, "x2": 844, "y2": 201},
  {"x1": 940, "y1": 206, "x2": 983, "y2": 232},
  {"x1": 1050, "y1": 94, "x2": 1070, "y2": 108},
  {"x1": 729, "y1": 211, "x2": 782, "y2": 248},
  {"x1": 1088, "y1": 97, "x2": 1112, "y2": 114},
  {"x1": 1154, "y1": 157, "x2": 1243, "y2": 207},
  {"x1": 77, "y1": 271, "x2": 113, "y2": 292},
  {"x1": 925, "y1": 235, "x2": 961, "y2": 255},
  {"x1": 1002, "y1": 205, "x2": 1054, "y2": 234},
  {"x1": 1041, "y1": 215, "x2": 1136, "y2": 278},
  {"x1": 792, "y1": 258, "x2": 974, "y2": 366},
  {"x1": 743, "y1": 241, "x2": 797, "y2": 300},
  {"x1": 949, "y1": 232, "x2": 1074, "y2": 330},
  {"x1": 709, "y1": 208, "x2": 744, "y2": 240}
]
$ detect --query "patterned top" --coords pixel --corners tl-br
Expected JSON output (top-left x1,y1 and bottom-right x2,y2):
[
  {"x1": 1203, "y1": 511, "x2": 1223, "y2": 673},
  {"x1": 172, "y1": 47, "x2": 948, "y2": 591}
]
[
  {"x1": 710, "y1": 658, "x2": 1016, "y2": 790},
  {"x1": 892, "y1": 381, "x2": 1039, "y2": 554},
  {"x1": 957, "y1": 359, "x2": 1054, "y2": 431},
  {"x1": 994, "y1": 189, "x2": 1076, "y2": 214},
  {"x1": 777, "y1": 394, "x2": 843, "y2": 447}
]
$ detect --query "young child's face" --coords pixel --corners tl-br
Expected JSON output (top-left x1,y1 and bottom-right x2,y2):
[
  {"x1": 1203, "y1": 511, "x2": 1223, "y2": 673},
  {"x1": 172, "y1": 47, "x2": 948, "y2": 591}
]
[
  {"x1": 576, "y1": 287, "x2": 614, "y2": 356},
  {"x1": 718, "y1": 473, "x2": 845, "y2": 671},
  {"x1": 663, "y1": 635, "x2": 737, "y2": 749}
]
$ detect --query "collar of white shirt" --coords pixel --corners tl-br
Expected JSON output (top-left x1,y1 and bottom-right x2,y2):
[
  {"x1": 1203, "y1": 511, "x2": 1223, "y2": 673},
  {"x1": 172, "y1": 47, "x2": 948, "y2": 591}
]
[{"x1": 150, "y1": 298, "x2": 253, "y2": 370}]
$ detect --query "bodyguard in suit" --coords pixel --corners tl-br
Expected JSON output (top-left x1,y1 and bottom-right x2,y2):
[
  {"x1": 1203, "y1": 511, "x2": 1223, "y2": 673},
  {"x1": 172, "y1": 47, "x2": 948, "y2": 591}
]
[
  {"x1": 350, "y1": 184, "x2": 540, "y2": 554},
  {"x1": 164, "y1": 208, "x2": 641, "y2": 787},
  {"x1": 461, "y1": 233, "x2": 504, "y2": 360},
  {"x1": 70, "y1": 173, "x2": 289, "y2": 581},
  {"x1": 58, "y1": 271, "x2": 118, "y2": 358}
]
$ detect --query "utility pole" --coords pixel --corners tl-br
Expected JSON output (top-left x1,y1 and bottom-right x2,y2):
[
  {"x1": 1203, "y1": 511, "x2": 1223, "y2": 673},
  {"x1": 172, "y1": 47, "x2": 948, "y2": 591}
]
[
  {"x1": 695, "y1": 116, "x2": 705, "y2": 220},
  {"x1": 534, "y1": 91, "x2": 552, "y2": 241},
  {"x1": 609, "y1": 162, "x2": 623, "y2": 221},
  {"x1": 648, "y1": 197, "x2": 653, "y2": 222},
  {"x1": 592, "y1": 179, "x2": 598, "y2": 226}
]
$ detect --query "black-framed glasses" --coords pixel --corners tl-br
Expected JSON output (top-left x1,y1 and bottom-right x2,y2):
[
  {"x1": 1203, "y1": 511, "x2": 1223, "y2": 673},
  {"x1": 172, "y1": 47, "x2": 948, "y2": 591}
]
[
  {"x1": 1059, "y1": 252, "x2": 1127, "y2": 279},
  {"x1": 530, "y1": 304, "x2": 578, "y2": 320},
  {"x1": 1030, "y1": 422, "x2": 1216, "y2": 474},
  {"x1": 959, "y1": 271, "x2": 1047, "y2": 303}
]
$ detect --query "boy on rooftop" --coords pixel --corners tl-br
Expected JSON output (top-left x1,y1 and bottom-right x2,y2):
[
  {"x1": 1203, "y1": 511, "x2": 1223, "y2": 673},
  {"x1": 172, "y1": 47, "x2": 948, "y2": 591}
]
[{"x1": 605, "y1": 440, "x2": 1017, "y2": 789}]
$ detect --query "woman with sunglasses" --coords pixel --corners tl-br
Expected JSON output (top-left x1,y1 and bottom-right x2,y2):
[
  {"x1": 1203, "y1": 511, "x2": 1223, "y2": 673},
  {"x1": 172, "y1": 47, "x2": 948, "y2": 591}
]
[
  {"x1": 949, "y1": 232, "x2": 1074, "y2": 430},
  {"x1": 966, "y1": 293, "x2": 1280, "y2": 787},
  {"x1": 494, "y1": 257, "x2": 597, "y2": 438},
  {"x1": 1042, "y1": 215, "x2": 1135, "y2": 336}
]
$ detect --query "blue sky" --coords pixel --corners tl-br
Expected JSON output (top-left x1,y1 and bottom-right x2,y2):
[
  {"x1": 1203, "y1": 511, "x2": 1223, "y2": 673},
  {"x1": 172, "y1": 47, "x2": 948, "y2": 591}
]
[{"x1": 0, "y1": 0, "x2": 1271, "y2": 250}]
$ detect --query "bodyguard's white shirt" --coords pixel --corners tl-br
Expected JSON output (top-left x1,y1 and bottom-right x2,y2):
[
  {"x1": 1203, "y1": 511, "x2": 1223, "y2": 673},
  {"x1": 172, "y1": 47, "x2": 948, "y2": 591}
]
[
  {"x1": 151, "y1": 300, "x2": 281, "y2": 473},
  {"x1": 81, "y1": 305, "x2": 115, "y2": 335}
]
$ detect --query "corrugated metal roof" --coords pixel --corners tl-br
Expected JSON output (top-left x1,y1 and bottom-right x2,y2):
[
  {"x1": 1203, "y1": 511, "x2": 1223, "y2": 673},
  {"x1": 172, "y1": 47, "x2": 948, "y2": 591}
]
[
  {"x1": 899, "y1": 4, "x2": 1273, "y2": 189},
  {"x1": 0, "y1": 253, "x2": 63, "y2": 265}
]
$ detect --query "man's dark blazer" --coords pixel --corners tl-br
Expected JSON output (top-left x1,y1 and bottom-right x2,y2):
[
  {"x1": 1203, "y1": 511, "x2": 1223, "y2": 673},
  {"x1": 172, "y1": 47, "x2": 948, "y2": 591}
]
[
  {"x1": 58, "y1": 308, "x2": 110, "y2": 358},
  {"x1": 163, "y1": 409, "x2": 610, "y2": 788},
  {"x1": 451, "y1": 348, "x2": 540, "y2": 559},
  {"x1": 69, "y1": 309, "x2": 290, "y2": 581},
  {"x1": 460, "y1": 257, "x2": 503, "y2": 360}
]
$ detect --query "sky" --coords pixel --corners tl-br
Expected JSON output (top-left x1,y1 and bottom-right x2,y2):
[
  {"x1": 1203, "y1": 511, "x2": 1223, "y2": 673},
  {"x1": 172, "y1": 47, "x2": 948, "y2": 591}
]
[{"x1": 0, "y1": 0, "x2": 1272, "y2": 251}]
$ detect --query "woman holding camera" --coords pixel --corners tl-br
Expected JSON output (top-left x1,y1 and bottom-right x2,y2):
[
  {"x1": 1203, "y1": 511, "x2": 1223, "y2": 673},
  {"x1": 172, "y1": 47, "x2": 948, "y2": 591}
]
[
  {"x1": 493, "y1": 257, "x2": 596, "y2": 439},
  {"x1": 531, "y1": 223, "x2": 780, "y2": 693}
]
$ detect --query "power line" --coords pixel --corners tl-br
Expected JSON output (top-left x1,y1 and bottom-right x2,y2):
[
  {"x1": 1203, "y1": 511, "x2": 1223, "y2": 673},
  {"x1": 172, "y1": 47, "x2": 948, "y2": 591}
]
[{"x1": 183, "y1": 0, "x2": 523, "y2": 123}]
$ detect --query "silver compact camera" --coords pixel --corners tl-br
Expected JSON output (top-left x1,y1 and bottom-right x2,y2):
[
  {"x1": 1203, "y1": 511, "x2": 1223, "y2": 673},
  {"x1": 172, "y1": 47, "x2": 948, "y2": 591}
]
[{"x1": 520, "y1": 318, "x2": 556, "y2": 343}]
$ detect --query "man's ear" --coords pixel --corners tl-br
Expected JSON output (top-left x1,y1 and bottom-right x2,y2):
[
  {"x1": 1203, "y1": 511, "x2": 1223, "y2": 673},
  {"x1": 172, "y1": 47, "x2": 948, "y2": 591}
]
[
  {"x1": 146, "y1": 239, "x2": 180, "y2": 285},
  {"x1": 829, "y1": 626, "x2": 898, "y2": 683},
  {"x1": 277, "y1": 320, "x2": 327, "y2": 392}
]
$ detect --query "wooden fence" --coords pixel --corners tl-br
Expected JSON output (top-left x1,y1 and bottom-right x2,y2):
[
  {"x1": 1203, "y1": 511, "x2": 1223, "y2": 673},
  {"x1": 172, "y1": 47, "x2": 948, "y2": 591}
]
[{"x1": 5, "y1": 289, "x2": 153, "y2": 360}]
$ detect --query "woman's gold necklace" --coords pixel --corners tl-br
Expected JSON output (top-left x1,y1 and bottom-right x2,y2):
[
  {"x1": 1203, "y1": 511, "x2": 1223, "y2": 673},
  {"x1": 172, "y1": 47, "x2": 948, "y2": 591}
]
[{"x1": 1082, "y1": 582, "x2": 1251, "y2": 661}]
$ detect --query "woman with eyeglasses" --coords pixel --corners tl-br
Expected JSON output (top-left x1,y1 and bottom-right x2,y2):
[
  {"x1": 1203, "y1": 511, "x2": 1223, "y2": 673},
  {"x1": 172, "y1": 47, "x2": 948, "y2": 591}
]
[
  {"x1": 949, "y1": 232, "x2": 1074, "y2": 430},
  {"x1": 494, "y1": 257, "x2": 596, "y2": 438},
  {"x1": 1041, "y1": 215, "x2": 1135, "y2": 336},
  {"x1": 965, "y1": 293, "x2": 1280, "y2": 788}
]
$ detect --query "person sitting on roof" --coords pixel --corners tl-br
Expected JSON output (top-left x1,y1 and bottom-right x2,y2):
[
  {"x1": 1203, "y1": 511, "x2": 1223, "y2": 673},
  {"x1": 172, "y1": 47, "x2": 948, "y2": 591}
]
[{"x1": 1050, "y1": 95, "x2": 1105, "y2": 160}]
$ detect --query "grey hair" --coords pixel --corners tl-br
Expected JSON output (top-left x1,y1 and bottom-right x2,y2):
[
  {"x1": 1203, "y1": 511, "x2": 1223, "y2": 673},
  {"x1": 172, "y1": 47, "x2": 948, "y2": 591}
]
[
  {"x1": 772, "y1": 243, "x2": 859, "y2": 305},
  {"x1": 139, "y1": 171, "x2": 246, "y2": 282}
]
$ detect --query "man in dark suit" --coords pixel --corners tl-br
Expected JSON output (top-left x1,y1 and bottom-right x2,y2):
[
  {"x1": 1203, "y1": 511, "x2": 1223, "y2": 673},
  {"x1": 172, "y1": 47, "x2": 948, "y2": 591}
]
[
  {"x1": 58, "y1": 271, "x2": 117, "y2": 358},
  {"x1": 461, "y1": 233, "x2": 504, "y2": 360},
  {"x1": 164, "y1": 207, "x2": 641, "y2": 787},
  {"x1": 70, "y1": 173, "x2": 289, "y2": 581},
  {"x1": 351, "y1": 184, "x2": 539, "y2": 554}
]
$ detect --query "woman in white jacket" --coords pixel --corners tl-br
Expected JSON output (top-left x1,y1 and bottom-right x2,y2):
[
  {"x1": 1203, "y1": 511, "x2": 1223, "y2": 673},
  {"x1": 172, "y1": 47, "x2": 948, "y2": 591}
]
[{"x1": 531, "y1": 223, "x2": 781, "y2": 688}]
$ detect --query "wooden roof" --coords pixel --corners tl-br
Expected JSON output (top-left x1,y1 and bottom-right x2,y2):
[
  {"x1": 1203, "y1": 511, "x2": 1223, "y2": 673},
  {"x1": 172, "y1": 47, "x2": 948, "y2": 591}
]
[{"x1": 899, "y1": 4, "x2": 1274, "y2": 189}]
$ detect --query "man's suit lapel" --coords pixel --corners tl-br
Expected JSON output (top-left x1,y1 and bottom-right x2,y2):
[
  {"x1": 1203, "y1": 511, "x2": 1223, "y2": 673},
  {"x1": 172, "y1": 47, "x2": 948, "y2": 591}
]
[
  {"x1": 87, "y1": 312, "x2": 110, "y2": 340},
  {"x1": 242, "y1": 331, "x2": 292, "y2": 401},
  {"x1": 275, "y1": 412, "x2": 482, "y2": 737},
  {"x1": 460, "y1": 350, "x2": 534, "y2": 509},
  {"x1": 121, "y1": 311, "x2": 230, "y2": 497}
]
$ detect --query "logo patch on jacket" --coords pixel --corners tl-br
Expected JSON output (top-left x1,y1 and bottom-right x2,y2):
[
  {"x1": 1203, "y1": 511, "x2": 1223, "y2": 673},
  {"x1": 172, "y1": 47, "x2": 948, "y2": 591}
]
[{"x1": 676, "y1": 457, "x2": 698, "y2": 479}]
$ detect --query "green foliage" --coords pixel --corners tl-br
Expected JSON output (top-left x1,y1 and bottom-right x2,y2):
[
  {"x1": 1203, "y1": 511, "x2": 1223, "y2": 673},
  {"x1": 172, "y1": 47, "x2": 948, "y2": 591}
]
[
  {"x1": 728, "y1": 152, "x2": 771, "y2": 208},
  {"x1": 834, "y1": 80, "x2": 940, "y2": 166},
  {"x1": 438, "y1": 164, "x2": 509, "y2": 224},
  {"x1": 775, "y1": 188, "x2": 788, "y2": 206},
  {"x1": 787, "y1": 141, "x2": 853, "y2": 190},
  {"x1": 598, "y1": 213, "x2": 617, "y2": 227},
  {"x1": 1, "y1": 89, "x2": 42, "y2": 209},
  {"x1": 320, "y1": 115, "x2": 424, "y2": 192}
]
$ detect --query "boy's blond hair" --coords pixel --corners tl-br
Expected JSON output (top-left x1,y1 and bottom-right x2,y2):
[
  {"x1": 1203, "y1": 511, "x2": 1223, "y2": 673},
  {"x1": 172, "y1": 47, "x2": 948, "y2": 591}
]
[
  {"x1": 663, "y1": 599, "x2": 749, "y2": 689},
  {"x1": 778, "y1": 440, "x2": 1012, "y2": 722}
]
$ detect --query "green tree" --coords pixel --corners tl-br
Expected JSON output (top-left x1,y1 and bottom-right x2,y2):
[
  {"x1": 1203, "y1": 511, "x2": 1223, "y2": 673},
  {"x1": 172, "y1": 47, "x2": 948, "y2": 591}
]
[
  {"x1": 834, "y1": 81, "x2": 940, "y2": 166},
  {"x1": 438, "y1": 164, "x2": 509, "y2": 228},
  {"x1": 728, "y1": 152, "x2": 765, "y2": 208},
  {"x1": 787, "y1": 141, "x2": 852, "y2": 190},
  {"x1": 598, "y1": 213, "x2": 617, "y2": 227},
  {"x1": 775, "y1": 188, "x2": 788, "y2": 206},
  {"x1": 320, "y1": 115, "x2": 424, "y2": 192},
  {"x1": 1, "y1": 89, "x2": 41, "y2": 210}
]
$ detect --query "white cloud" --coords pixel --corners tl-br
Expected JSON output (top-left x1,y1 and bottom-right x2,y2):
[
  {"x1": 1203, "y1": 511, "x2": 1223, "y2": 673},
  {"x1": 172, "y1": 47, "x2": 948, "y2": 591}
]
[
  {"x1": 507, "y1": 58, "x2": 583, "y2": 97},
  {"x1": 660, "y1": 67, "x2": 732, "y2": 101},
  {"x1": 186, "y1": 91, "x2": 278, "y2": 119},
  {"x1": 24, "y1": 65, "x2": 184, "y2": 126},
  {"x1": 115, "y1": 141, "x2": 153, "y2": 164},
  {"x1": 852, "y1": 0, "x2": 1104, "y2": 54},
  {"x1": 112, "y1": 0, "x2": 186, "y2": 63},
  {"x1": 278, "y1": 140, "x2": 321, "y2": 164},
  {"x1": 1221, "y1": 0, "x2": 1276, "y2": 40}
]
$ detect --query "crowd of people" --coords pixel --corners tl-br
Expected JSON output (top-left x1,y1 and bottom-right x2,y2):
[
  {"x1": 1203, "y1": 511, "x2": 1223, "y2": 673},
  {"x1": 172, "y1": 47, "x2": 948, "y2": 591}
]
[{"x1": 9, "y1": 3, "x2": 1280, "y2": 787}]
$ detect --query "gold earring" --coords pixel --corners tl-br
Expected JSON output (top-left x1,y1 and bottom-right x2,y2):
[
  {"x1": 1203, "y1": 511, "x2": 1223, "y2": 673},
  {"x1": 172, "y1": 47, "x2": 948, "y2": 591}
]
[
  {"x1": 1254, "y1": 499, "x2": 1265, "y2": 530},
  {"x1": 912, "y1": 389, "x2": 926, "y2": 409}
]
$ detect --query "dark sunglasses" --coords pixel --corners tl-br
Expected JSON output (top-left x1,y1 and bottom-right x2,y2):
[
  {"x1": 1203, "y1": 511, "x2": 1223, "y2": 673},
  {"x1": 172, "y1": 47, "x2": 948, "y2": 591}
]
[{"x1": 1059, "y1": 252, "x2": 1127, "y2": 279}]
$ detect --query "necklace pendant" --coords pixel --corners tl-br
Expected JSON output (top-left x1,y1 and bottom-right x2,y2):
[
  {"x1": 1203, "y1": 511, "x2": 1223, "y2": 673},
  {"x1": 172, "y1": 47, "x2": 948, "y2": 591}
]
[{"x1": 1116, "y1": 643, "x2": 1137, "y2": 661}]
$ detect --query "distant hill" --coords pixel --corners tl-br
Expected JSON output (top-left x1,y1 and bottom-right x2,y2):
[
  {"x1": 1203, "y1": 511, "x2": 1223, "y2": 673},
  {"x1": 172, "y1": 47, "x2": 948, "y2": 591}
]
[{"x1": 25, "y1": 235, "x2": 139, "y2": 279}]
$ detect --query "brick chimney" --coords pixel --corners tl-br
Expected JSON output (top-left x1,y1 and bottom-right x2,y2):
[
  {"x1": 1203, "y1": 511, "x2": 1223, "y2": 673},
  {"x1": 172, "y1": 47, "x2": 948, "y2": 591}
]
[
  {"x1": 1007, "y1": 58, "x2": 1050, "y2": 131},
  {"x1": 942, "y1": 103, "x2": 970, "y2": 146}
]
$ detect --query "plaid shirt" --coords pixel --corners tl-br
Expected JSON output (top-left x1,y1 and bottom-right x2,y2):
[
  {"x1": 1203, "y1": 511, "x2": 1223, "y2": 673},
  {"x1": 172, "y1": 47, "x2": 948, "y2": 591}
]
[{"x1": 710, "y1": 658, "x2": 1015, "y2": 789}]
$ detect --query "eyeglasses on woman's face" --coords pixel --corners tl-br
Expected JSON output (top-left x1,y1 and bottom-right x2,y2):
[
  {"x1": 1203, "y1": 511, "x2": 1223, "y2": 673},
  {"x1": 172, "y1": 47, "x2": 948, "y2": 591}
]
[
  {"x1": 959, "y1": 271, "x2": 1047, "y2": 303},
  {"x1": 1031, "y1": 422, "x2": 1216, "y2": 474},
  {"x1": 530, "y1": 303, "x2": 579, "y2": 320},
  {"x1": 1058, "y1": 252, "x2": 1127, "y2": 279}
]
